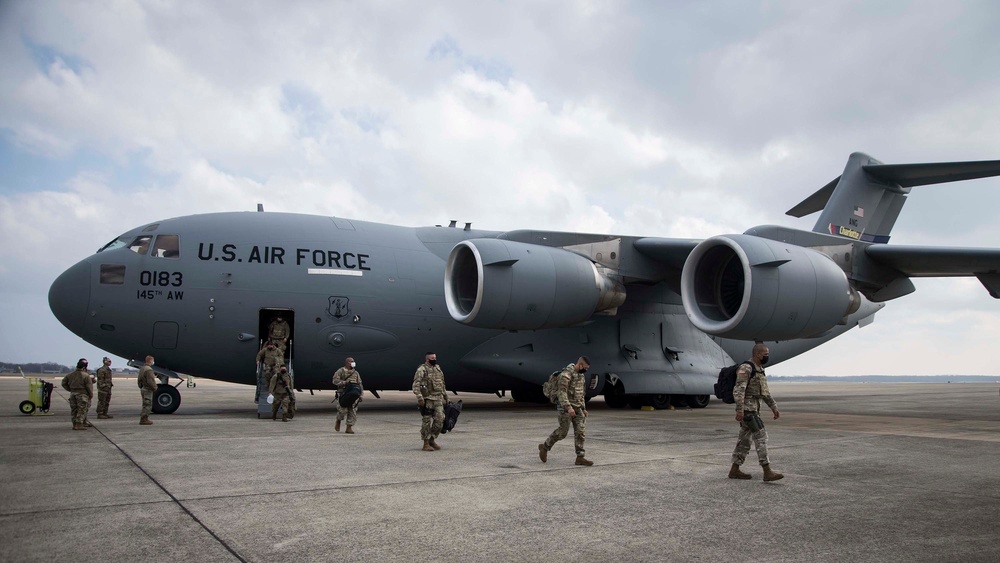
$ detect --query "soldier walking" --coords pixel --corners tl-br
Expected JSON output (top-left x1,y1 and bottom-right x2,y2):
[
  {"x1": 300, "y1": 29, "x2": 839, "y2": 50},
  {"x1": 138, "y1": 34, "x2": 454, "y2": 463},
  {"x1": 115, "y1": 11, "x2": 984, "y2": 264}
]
[
  {"x1": 61, "y1": 359, "x2": 93, "y2": 430},
  {"x1": 412, "y1": 353, "x2": 449, "y2": 451},
  {"x1": 95, "y1": 356, "x2": 114, "y2": 419},
  {"x1": 729, "y1": 343, "x2": 784, "y2": 482},
  {"x1": 138, "y1": 355, "x2": 157, "y2": 426},
  {"x1": 255, "y1": 340, "x2": 284, "y2": 403},
  {"x1": 332, "y1": 357, "x2": 363, "y2": 433},
  {"x1": 269, "y1": 366, "x2": 293, "y2": 421},
  {"x1": 538, "y1": 356, "x2": 593, "y2": 466}
]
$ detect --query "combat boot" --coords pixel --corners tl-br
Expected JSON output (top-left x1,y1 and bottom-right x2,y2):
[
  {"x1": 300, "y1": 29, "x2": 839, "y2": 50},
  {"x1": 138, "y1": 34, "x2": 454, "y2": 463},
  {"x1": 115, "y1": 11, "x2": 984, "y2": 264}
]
[
  {"x1": 729, "y1": 464, "x2": 752, "y2": 480},
  {"x1": 140, "y1": 415, "x2": 153, "y2": 425},
  {"x1": 345, "y1": 425, "x2": 354, "y2": 434},
  {"x1": 762, "y1": 464, "x2": 784, "y2": 482},
  {"x1": 429, "y1": 438, "x2": 441, "y2": 450},
  {"x1": 538, "y1": 443, "x2": 548, "y2": 463},
  {"x1": 575, "y1": 456, "x2": 594, "y2": 466},
  {"x1": 335, "y1": 419, "x2": 341, "y2": 432},
  {"x1": 422, "y1": 440, "x2": 435, "y2": 452},
  {"x1": 72, "y1": 422, "x2": 84, "y2": 430},
  {"x1": 97, "y1": 414, "x2": 111, "y2": 419},
  {"x1": 282, "y1": 414, "x2": 289, "y2": 422}
]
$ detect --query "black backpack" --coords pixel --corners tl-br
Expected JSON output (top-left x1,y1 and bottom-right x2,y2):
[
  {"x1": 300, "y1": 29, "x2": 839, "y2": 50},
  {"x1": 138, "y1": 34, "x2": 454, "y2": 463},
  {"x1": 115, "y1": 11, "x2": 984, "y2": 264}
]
[
  {"x1": 441, "y1": 400, "x2": 463, "y2": 433},
  {"x1": 714, "y1": 362, "x2": 755, "y2": 404},
  {"x1": 339, "y1": 382, "x2": 363, "y2": 407}
]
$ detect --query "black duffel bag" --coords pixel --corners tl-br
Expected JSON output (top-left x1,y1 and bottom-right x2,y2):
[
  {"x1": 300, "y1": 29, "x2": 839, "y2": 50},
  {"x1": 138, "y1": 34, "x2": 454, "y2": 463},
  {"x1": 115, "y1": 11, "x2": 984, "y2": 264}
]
[{"x1": 339, "y1": 382, "x2": 363, "y2": 407}]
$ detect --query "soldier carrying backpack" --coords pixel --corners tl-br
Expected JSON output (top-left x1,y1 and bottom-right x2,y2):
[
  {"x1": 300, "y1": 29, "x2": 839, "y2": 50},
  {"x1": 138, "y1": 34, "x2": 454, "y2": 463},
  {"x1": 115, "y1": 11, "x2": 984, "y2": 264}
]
[
  {"x1": 727, "y1": 343, "x2": 784, "y2": 482},
  {"x1": 537, "y1": 356, "x2": 594, "y2": 467}
]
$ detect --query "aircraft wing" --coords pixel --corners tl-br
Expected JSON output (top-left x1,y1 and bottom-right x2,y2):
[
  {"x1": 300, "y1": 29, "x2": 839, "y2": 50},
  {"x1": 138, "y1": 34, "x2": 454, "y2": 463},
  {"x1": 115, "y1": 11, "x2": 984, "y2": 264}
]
[{"x1": 865, "y1": 244, "x2": 1000, "y2": 297}]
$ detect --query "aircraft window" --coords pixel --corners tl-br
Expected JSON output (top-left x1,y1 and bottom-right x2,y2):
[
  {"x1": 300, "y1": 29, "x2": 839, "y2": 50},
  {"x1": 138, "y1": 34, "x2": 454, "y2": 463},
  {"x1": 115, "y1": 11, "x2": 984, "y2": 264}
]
[
  {"x1": 142, "y1": 223, "x2": 160, "y2": 232},
  {"x1": 98, "y1": 236, "x2": 130, "y2": 253},
  {"x1": 129, "y1": 235, "x2": 152, "y2": 255},
  {"x1": 152, "y1": 235, "x2": 180, "y2": 259},
  {"x1": 100, "y1": 264, "x2": 126, "y2": 285}
]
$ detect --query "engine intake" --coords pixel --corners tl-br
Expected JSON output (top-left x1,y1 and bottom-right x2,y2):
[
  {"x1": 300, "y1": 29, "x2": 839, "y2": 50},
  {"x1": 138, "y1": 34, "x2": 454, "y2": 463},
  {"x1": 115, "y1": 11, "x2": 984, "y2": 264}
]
[
  {"x1": 680, "y1": 235, "x2": 860, "y2": 340},
  {"x1": 445, "y1": 239, "x2": 625, "y2": 330}
]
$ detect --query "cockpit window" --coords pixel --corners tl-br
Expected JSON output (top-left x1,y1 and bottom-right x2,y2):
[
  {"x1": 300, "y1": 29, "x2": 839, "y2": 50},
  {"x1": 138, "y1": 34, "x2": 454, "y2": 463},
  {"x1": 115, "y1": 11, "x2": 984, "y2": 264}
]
[
  {"x1": 152, "y1": 235, "x2": 180, "y2": 259},
  {"x1": 97, "y1": 236, "x2": 130, "y2": 253},
  {"x1": 129, "y1": 236, "x2": 152, "y2": 255},
  {"x1": 100, "y1": 264, "x2": 126, "y2": 285},
  {"x1": 142, "y1": 223, "x2": 160, "y2": 233}
]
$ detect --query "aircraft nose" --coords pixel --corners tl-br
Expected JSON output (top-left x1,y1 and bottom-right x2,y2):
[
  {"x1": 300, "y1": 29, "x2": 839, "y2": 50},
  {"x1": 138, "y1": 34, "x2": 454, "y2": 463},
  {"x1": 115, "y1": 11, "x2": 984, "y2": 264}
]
[{"x1": 49, "y1": 261, "x2": 91, "y2": 337}]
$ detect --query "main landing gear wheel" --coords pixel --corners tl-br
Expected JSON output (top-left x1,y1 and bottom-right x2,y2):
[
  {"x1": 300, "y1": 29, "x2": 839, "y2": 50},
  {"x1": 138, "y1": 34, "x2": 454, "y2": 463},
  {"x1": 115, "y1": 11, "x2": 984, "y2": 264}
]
[
  {"x1": 19, "y1": 400, "x2": 35, "y2": 415},
  {"x1": 651, "y1": 394, "x2": 672, "y2": 410},
  {"x1": 685, "y1": 394, "x2": 710, "y2": 408},
  {"x1": 152, "y1": 384, "x2": 181, "y2": 414}
]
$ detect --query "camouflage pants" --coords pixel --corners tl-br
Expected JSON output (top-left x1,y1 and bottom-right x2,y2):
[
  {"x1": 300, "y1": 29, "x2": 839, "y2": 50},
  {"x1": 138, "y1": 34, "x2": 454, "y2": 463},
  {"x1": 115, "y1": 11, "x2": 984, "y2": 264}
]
[
  {"x1": 68, "y1": 392, "x2": 91, "y2": 425},
  {"x1": 271, "y1": 392, "x2": 290, "y2": 418},
  {"x1": 544, "y1": 405, "x2": 586, "y2": 456},
  {"x1": 732, "y1": 414, "x2": 770, "y2": 466},
  {"x1": 336, "y1": 403, "x2": 358, "y2": 426},
  {"x1": 140, "y1": 389, "x2": 154, "y2": 416},
  {"x1": 420, "y1": 400, "x2": 445, "y2": 440},
  {"x1": 97, "y1": 388, "x2": 112, "y2": 415}
]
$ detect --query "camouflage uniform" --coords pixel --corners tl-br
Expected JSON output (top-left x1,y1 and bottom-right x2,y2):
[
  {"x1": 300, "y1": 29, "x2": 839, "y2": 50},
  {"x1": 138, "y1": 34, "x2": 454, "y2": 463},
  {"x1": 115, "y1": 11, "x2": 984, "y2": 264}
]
[
  {"x1": 138, "y1": 365, "x2": 158, "y2": 416},
  {"x1": 269, "y1": 370, "x2": 292, "y2": 421},
  {"x1": 543, "y1": 364, "x2": 588, "y2": 456},
  {"x1": 256, "y1": 344, "x2": 284, "y2": 402},
  {"x1": 96, "y1": 365, "x2": 113, "y2": 416},
  {"x1": 732, "y1": 361, "x2": 777, "y2": 467},
  {"x1": 268, "y1": 319, "x2": 290, "y2": 348},
  {"x1": 61, "y1": 369, "x2": 93, "y2": 427},
  {"x1": 412, "y1": 363, "x2": 448, "y2": 441},
  {"x1": 333, "y1": 367, "x2": 363, "y2": 426}
]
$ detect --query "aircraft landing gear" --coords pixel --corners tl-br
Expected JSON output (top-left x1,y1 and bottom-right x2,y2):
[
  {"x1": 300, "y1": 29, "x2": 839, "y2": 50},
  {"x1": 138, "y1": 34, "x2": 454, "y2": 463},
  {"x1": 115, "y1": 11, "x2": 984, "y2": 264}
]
[{"x1": 152, "y1": 384, "x2": 182, "y2": 414}]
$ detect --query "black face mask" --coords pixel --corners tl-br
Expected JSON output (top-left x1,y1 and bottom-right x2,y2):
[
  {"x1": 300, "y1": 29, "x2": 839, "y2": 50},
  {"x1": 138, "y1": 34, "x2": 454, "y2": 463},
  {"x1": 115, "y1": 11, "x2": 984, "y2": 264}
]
[
  {"x1": 578, "y1": 368, "x2": 588, "y2": 373},
  {"x1": 428, "y1": 359, "x2": 437, "y2": 366},
  {"x1": 760, "y1": 355, "x2": 769, "y2": 365}
]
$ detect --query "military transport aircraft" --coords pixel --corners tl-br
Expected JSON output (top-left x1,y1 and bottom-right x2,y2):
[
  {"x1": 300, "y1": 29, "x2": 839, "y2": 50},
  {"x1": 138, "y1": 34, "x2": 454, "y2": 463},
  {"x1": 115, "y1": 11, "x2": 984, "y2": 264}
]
[{"x1": 49, "y1": 152, "x2": 1000, "y2": 414}]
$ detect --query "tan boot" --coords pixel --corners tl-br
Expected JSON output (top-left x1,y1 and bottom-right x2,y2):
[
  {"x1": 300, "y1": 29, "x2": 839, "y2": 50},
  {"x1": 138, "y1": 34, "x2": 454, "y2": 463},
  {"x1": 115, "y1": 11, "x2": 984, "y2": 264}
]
[
  {"x1": 762, "y1": 464, "x2": 784, "y2": 482},
  {"x1": 140, "y1": 415, "x2": 153, "y2": 425},
  {"x1": 429, "y1": 438, "x2": 441, "y2": 450},
  {"x1": 97, "y1": 414, "x2": 111, "y2": 419},
  {"x1": 335, "y1": 419, "x2": 341, "y2": 432},
  {"x1": 282, "y1": 414, "x2": 289, "y2": 422},
  {"x1": 729, "y1": 463, "x2": 752, "y2": 480},
  {"x1": 422, "y1": 440, "x2": 435, "y2": 452},
  {"x1": 538, "y1": 443, "x2": 548, "y2": 463},
  {"x1": 575, "y1": 456, "x2": 593, "y2": 466},
  {"x1": 345, "y1": 425, "x2": 354, "y2": 434},
  {"x1": 72, "y1": 422, "x2": 84, "y2": 430}
]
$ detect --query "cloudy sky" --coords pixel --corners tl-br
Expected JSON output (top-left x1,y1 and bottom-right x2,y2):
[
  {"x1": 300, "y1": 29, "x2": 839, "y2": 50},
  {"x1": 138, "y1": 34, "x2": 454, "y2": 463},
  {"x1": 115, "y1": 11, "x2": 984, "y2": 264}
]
[{"x1": 1, "y1": 0, "x2": 999, "y2": 376}]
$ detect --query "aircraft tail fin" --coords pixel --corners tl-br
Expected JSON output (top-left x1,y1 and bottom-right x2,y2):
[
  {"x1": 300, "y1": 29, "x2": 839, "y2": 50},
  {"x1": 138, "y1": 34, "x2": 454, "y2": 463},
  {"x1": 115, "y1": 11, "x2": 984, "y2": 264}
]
[{"x1": 786, "y1": 153, "x2": 1000, "y2": 243}]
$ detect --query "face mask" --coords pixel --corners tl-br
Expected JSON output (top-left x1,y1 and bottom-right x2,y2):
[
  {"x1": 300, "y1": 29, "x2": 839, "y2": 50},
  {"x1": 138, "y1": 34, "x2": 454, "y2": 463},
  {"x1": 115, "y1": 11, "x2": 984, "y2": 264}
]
[
  {"x1": 760, "y1": 355, "x2": 769, "y2": 365},
  {"x1": 350, "y1": 362, "x2": 356, "y2": 368},
  {"x1": 428, "y1": 359, "x2": 437, "y2": 366},
  {"x1": 578, "y1": 367, "x2": 588, "y2": 373}
]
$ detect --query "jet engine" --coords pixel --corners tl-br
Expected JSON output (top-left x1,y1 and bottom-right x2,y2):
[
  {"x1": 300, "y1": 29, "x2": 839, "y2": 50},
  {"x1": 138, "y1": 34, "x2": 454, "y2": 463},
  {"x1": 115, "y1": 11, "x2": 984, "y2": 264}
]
[
  {"x1": 445, "y1": 239, "x2": 625, "y2": 330},
  {"x1": 680, "y1": 234, "x2": 860, "y2": 340}
]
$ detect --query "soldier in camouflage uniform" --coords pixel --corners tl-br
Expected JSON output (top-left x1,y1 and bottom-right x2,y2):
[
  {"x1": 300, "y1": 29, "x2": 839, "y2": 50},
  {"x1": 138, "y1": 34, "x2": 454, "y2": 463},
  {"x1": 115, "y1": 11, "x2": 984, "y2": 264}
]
[
  {"x1": 61, "y1": 359, "x2": 94, "y2": 430},
  {"x1": 332, "y1": 357, "x2": 363, "y2": 433},
  {"x1": 268, "y1": 316, "x2": 291, "y2": 351},
  {"x1": 412, "y1": 353, "x2": 449, "y2": 451},
  {"x1": 539, "y1": 356, "x2": 593, "y2": 466},
  {"x1": 138, "y1": 355, "x2": 158, "y2": 426},
  {"x1": 255, "y1": 341, "x2": 284, "y2": 403},
  {"x1": 269, "y1": 366, "x2": 293, "y2": 422},
  {"x1": 729, "y1": 343, "x2": 783, "y2": 481},
  {"x1": 96, "y1": 357, "x2": 114, "y2": 419}
]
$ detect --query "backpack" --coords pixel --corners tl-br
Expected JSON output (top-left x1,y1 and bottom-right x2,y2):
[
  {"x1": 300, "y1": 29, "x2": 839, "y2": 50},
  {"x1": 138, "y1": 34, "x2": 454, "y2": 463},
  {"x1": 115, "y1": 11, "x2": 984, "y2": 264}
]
[
  {"x1": 714, "y1": 362, "x2": 755, "y2": 404},
  {"x1": 441, "y1": 400, "x2": 463, "y2": 433},
  {"x1": 339, "y1": 382, "x2": 363, "y2": 407},
  {"x1": 541, "y1": 370, "x2": 564, "y2": 403}
]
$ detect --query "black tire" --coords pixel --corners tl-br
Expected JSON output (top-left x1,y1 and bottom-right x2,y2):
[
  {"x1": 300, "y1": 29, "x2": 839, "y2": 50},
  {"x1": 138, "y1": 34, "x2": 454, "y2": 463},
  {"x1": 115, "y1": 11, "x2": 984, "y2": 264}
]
[
  {"x1": 686, "y1": 395, "x2": 710, "y2": 408},
  {"x1": 651, "y1": 394, "x2": 672, "y2": 410},
  {"x1": 19, "y1": 400, "x2": 35, "y2": 415},
  {"x1": 604, "y1": 391, "x2": 628, "y2": 409},
  {"x1": 152, "y1": 385, "x2": 181, "y2": 414},
  {"x1": 627, "y1": 395, "x2": 651, "y2": 409}
]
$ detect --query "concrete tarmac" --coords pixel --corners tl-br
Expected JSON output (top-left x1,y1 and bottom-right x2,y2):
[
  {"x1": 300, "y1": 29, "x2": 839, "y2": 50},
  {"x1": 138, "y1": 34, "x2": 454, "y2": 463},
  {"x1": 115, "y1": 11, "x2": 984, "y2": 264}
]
[{"x1": 1, "y1": 377, "x2": 998, "y2": 562}]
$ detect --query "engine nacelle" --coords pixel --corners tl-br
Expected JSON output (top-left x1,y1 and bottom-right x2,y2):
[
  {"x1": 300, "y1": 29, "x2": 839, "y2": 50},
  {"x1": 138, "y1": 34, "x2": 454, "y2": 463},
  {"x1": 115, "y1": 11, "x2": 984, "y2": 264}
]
[
  {"x1": 445, "y1": 239, "x2": 625, "y2": 330},
  {"x1": 680, "y1": 234, "x2": 860, "y2": 340}
]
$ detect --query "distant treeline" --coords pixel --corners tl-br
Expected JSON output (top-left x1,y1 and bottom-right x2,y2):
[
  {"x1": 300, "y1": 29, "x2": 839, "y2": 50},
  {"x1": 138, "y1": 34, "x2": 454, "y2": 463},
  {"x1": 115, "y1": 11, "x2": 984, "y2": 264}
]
[
  {"x1": 1, "y1": 361, "x2": 72, "y2": 374},
  {"x1": 770, "y1": 375, "x2": 1000, "y2": 382}
]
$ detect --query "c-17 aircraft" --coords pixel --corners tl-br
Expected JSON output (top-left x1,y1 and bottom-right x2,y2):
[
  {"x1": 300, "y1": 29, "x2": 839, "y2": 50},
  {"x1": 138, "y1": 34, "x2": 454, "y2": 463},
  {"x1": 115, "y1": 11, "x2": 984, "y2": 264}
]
[{"x1": 49, "y1": 152, "x2": 1000, "y2": 414}]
